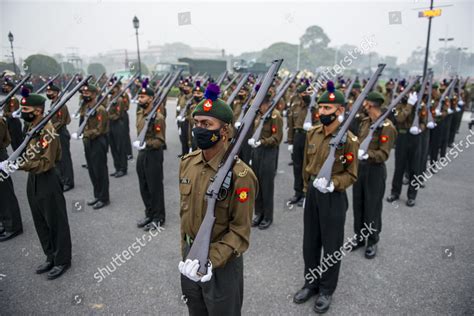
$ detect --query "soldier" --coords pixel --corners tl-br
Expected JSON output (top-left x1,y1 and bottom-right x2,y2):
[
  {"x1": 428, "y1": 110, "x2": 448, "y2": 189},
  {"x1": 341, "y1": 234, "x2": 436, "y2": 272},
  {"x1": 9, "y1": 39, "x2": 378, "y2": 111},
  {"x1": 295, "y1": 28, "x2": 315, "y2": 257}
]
[
  {"x1": 353, "y1": 92, "x2": 397, "y2": 258},
  {"x1": 231, "y1": 85, "x2": 249, "y2": 124},
  {"x1": 248, "y1": 92, "x2": 283, "y2": 229},
  {"x1": 386, "y1": 84, "x2": 424, "y2": 207},
  {"x1": 121, "y1": 88, "x2": 133, "y2": 160},
  {"x1": 177, "y1": 79, "x2": 194, "y2": 156},
  {"x1": 108, "y1": 79, "x2": 128, "y2": 177},
  {"x1": 293, "y1": 82, "x2": 358, "y2": 313},
  {"x1": 1, "y1": 78, "x2": 23, "y2": 150},
  {"x1": 287, "y1": 82, "x2": 311, "y2": 206},
  {"x1": 0, "y1": 113, "x2": 23, "y2": 242},
  {"x1": 428, "y1": 82, "x2": 446, "y2": 168},
  {"x1": 178, "y1": 85, "x2": 257, "y2": 315},
  {"x1": 0, "y1": 91, "x2": 72, "y2": 279},
  {"x1": 46, "y1": 83, "x2": 74, "y2": 192},
  {"x1": 133, "y1": 82, "x2": 167, "y2": 231},
  {"x1": 79, "y1": 84, "x2": 110, "y2": 209}
]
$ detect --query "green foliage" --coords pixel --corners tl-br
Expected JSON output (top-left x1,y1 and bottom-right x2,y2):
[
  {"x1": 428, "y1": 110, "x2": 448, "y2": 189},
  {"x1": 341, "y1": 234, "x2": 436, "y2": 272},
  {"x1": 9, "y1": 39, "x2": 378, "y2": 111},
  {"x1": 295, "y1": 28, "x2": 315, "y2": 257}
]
[
  {"x1": 87, "y1": 63, "x2": 107, "y2": 77},
  {"x1": 24, "y1": 54, "x2": 61, "y2": 76}
]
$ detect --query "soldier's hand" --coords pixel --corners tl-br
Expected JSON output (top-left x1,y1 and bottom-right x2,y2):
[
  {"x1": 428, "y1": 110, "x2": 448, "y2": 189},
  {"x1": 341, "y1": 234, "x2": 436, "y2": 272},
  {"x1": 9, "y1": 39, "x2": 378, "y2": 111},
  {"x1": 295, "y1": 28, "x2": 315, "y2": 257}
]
[
  {"x1": 447, "y1": 108, "x2": 453, "y2": 114},
  {"x1": 234, "y1": 121, "x2": 242, "y2": 129},
  {"x1": 288, "y1": 144, "x2": 293, "y2": 154},
  {"x1": 358, "y1": 149, "x2": 369, "y2": 160},
  {"x1": 435, "y1": 108, "x2": 442, "y2": 117},
  {"x1": 133, "y1": 140, "x2": 146, "y2": 151},
  {"x1": 407, "y1": 92, "x2": 418, "y2": 106},
  {"x1": 409, "y1": 126, "x2": 421, "y2": 135},
  {"x1": 178, "y1": 259, "x2": 202, "y2": 282},
  {"x1": 303, "y1": 122, "x2": 312, "y2": 131},
  {"x1": 0, "y1": 160, "x2": 18, "y2": 175},
  {"x1": 200, "y1": 261, "x2": 213, "y2": 283},
  {"x1": 458, "y1": 100, "x2": 464, "y2": 107},
  {"x1": 71, "y1": 132, "x2": 82, "y2": 140},
  {"x1": 427, "y1": 121, "x2": 436, "y2": 129},
  {"x1": 12, "y1": 110, "x2": 21, "y2": 119},
  {"x1": 313, "y1": 177, "x2": 330, "y2": 193}
]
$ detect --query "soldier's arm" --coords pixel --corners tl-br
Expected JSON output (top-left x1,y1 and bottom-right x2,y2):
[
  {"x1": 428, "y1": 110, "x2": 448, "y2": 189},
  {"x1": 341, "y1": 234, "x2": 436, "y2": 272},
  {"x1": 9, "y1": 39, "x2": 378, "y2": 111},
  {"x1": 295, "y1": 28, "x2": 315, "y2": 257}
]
[
  {"x1": 332, "y1": 137, "x2": 359, "y2": 191},
  {"x1": 209, "y1": 167, "x2": 258, "y2": 269},
  {"x1": 147, "y1": 115, "x2": 166, "y2": 149},
  {"x1": 0, "y1": 119, "x2": 11, "y2": 147},
  {"x1": 84, "y1": 107, "x2": 107, "y2": 140},
  {"x1": 395, "y1": 103, "x2": 412, "y2": 124},
  {"x1": 287, "y1": 109, "x2": 294, "y2": 144},
  {"x1": 367, "y1": 124, "x2": 397, "y2": 163},
  {"x1": 302, "y1": 133, "x2": 310, "y2": 193},
  {"x1": 19, "y1": 127, "x2": 60, "y2": 173},
  {"x1": 261, "y1": 115, "x2": 283, "y2": 147}
]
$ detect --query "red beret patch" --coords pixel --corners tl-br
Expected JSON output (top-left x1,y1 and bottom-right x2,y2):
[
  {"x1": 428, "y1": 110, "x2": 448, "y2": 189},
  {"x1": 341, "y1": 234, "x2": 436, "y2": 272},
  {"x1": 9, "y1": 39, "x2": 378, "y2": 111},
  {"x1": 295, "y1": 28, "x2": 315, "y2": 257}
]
[{"x1": 203, "y1": 99, "x2": 213, "y2": 112}]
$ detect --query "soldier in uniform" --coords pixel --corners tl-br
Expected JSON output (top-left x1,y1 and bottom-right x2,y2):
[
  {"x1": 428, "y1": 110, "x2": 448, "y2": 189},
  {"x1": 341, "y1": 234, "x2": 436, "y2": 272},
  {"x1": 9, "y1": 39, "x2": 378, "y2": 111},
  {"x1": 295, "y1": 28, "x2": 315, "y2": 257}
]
[
  {"x1": 1, "y1": 78, "x2": 23, "y2": 150},
  {"x1": 0, "y1": 113, "x2": 23, "y2": 242},
  {"x1": 0, "y1": 92, "x2": 72, "y2": 279},
  {"x1": 353, "y1": 92, "x2": 397, "y2": 258},
  {"x1": 386, "y1": 85, "x2": 424, "y2": 207},
  {"x1": 121, "y1": 89, "x2": 133, "y2": 160},
  {"x1": 178, "y1": 84, "x2": 258, "y2": 315},
  {"x1": 231, "y1": 85, "x2": 249, "y2": 124},
  {"x1": 46, "y1": 83, "x2": 74, "y2": 192},
  {"x1": 287, "y1": 82, "x2": 311, "y2": 206},
  {"x1": 133, "y1": 82, "x2": 167, "y2": 231},
  {"x1": 177, "y1": 79, "x2": 194, "y2": 156},
  {"x1": 108, "y1": 79, "x2": 128, "y2": 177},
  {"x1": 248, "y1": 92, "x2": 283, "y2": 229},
  {"x1": 293, "y1": 82, "x2": 358, "y2": 313},
  {"x1": 80, "y1": 84, "x2": 110, "y2": 209}
]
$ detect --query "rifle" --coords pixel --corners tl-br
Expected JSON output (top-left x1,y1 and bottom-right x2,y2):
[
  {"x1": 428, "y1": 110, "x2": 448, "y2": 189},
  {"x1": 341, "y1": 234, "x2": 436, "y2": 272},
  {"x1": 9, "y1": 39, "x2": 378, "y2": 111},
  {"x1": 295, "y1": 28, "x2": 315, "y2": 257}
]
[
  {"x1": 426, "y1": 71, "x2": 436, "y2": 129},
  {"x1": 358, "y1": 76, "x2": 420, "y2": 155},
  {"x1": 315, "y1": 64, "x2": 385, "y2": 184},
  {"x1": 234, "y1": 74, "x2": 264, "y2": 127},
  {"x1": 344, "y1": 77, "x2": 356, "y2": 102},
  {"x1": 434, "y1": 77, "x2": 456, "y2": 115},
  {"x1": 105, "y1": 73, "x2": 139, "y2": 111},
  {"x1": 222, "y1": 74, "x2": 239, "y2": 93},
  {"x1": 226, "y1": 73, "x2": 250, "y2": 108},
  {"x1": 72, "y1": 76, "x2": 123, "y2": 138},
  {"x1": 249, "y1": 71, "x2": 299, "y2": 142},
  {"x1": 35, "y1": 74, "x2": 60, "y2": 94},
  {"x1": 302, "y1": 74, "x2": 322, "y2": 130},
  {"x1": 216, "y1": 70, "x2": 228, "y2": 86},
  {"x1": 136, "y1": 70, "x2": 183, "y2": 147},
  {"x1": 177, "y1": 76, "x2": 210, "y2": 122},
  {"x1": 409, "y1": 72, "x2": 430, "y2": 135},
  {"x1": 0, "y1": 74, "x2": 32, "y2": 109},
  {"x1": 185, "y1": 59, "x2": 283, "y2": 276},
  {"x1": 7, "y1": 76, "x2": 91, "y2": 162},
  {"x1": 93, "y1": 73, "x2": 106, "y2": 86},
  {"x1": 447, "y1": 77, "x2": 458, "y2": 115},
  {"x1": 99, "y1": 73, "x2": 115, "y2": 95},
  {"x1": 50, "y1": 74, "x2": 78, "y2": 109}
]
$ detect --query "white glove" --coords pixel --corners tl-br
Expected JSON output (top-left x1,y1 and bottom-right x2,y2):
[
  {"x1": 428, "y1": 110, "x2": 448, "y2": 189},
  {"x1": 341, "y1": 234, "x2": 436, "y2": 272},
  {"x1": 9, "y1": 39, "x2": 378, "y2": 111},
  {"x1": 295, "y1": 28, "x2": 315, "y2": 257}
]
[
  {"x1": 288, "y1": 144, "x2": 293, "y2": 154},
  {"x1": 12, "y1": 110, "x2": 21, "y2": 118},
  {"x1": 303, "y1": 122, "x2": 312, "y2": 131},
  {"x1": 407, "y1": 92, "x2": 418, "y2": 106},
  {"x1": 447, "y1": 108, "x2": 453, "y2": 114},
  {"x1": 409, "y1": 126, "x2": 421, "y2": 135},
  {"x1": 427, "y1": 121, "x2": 436, "y2": 129},
  {"x1": 176, "y1": 106, "x2": 181, "y2": 112},
  {"x1": 247, "y1": 138, "x2": 261, "y2": 148},
  {"x1": 435, "y1": 108, "x2": 442, "y2": 117},
  {"x1": 72, "y1": 112, "x2": 80, "y2": 119},
  {"x1": 71, "y1": 132, "x2": 82, "y2": 140},
  {"x1": 177, "y1": 115, "x2": 186, "y2": 122},
  {"x1": 234, "y1": 121, "x2": 242, "y2": 129},
  {"x1": 358, "y1": 149, "x2": 369, "y2": 160},
  {"x1": 282, "y1": 110, "x2": 288, "y2": 117},
  {"x1": 458, "y1": 100, "x2": 464, "y2": 107},
  {"x1": 456, "y1": 107, "x2": 462, "y2": 112},
  {"x1": 313, "y1": 177, "x2": 335, "y2": 193},
  {"x1": 0, "y1": 160, "x2": 19, "y2": 175},
  {"x1": 133, "y1": 140, "x2": 146, "y2": 150},
  {"x1": 178, "y1": 259, "x2": 213, "y2": 283}
]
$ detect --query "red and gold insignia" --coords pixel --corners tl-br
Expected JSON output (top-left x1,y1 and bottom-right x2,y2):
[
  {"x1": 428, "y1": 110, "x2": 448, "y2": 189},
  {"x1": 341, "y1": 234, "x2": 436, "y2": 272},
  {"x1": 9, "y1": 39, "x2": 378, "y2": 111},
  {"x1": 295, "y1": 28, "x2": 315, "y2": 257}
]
[
  {"x1": 57, "y1": 111, "x2": 62, "y2": 117},
  {"x1": 21, "y1": 98, "x2": 26, "y2": 105},
  {"x1": 155, "y1": 124, "x2": 161, "y2": 132},
  {"x1": 97, "y1": 114, "x2": 102, "y2": 122},
  {"x1": 203, "y1": 99, "x2": 213, "y2": 112},
  {"x1": 116, "y1": 105, "x2": 120, "y2": 112},
  {"x1": 210, "y1": 133, "x2": 218, "y2": 142},
  {"x1": 141, "y1": 88, "x2": 146, "y2": 93},
  {"x1": 329, "y1": 93, "x2": 336, "y2": 102},
  {"x1": 420, "y1": 109, "x2": 427, "y2": 117},
  {"x1": 313, "y1": 112, "x2": 320, "y2": 120},
  {"x1": 344, "y1": 152, "x2": 354, "y2": 163},
  {"x1": 236, "y1": 187, "x2": 250, "y2": 203},
  {"x1": 380, "y1": 135, "x2": 388, "y2": 143},
  {"x1": 271, "y1": 125, "x2": 277, "y2": 134},
  {"x1": 40, "y1": 137, "x2": 48, "y2": 149}
]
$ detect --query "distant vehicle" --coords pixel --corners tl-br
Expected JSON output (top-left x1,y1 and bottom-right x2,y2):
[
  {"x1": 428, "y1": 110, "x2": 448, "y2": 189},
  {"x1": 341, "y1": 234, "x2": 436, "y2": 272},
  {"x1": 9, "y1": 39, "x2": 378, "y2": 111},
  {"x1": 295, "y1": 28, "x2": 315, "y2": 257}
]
[
  {"x1": 178, "y1": 58, "x2": 226, "y2": 78},
  {"x1": 114, "y1": 69, "x2": 135, "y2": 84},
  {"x1": 154, "y1": 62, "x2": 190, "y2": 78}
]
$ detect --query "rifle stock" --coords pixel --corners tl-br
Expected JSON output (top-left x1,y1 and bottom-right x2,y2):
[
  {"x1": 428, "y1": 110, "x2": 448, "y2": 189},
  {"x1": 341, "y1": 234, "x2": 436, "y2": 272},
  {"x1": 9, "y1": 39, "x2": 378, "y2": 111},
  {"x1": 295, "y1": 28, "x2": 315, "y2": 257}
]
[{"x1": 36, "y1": 74, "x2": 60, "y2": 94}]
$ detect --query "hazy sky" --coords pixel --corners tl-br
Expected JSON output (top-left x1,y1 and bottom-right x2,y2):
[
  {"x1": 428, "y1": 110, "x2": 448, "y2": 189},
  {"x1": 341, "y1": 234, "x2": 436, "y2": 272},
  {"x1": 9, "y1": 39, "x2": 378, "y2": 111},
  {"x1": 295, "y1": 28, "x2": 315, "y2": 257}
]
[{"x1": 1, "y1": 0, "x2": 472, "y2": 65}]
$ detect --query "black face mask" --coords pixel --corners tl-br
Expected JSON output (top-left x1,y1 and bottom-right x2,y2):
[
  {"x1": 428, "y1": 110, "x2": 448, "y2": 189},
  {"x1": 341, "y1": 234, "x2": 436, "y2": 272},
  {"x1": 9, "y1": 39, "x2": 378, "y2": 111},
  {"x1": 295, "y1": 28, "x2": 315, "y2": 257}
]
[
  {"x1": 193, "y1": 96, "x2": 203, "y2": 102},
  {"x1": 302, "y1": 95, "x2": 311, "y2": 104},
  {"x1": 46, "y1": 94, "x2": 55, "y2": 100},
  {"x1": 21, "y1": 111, "x2": 36, "y2": 122},
  {"x1": 1, "y1": 87, "x2": 8, "y2": 94},
  {"x1": 138, "y1": 102, "x2": 148, "y2": 109},
  {"x1": 238, "y1": 94, "x2": 245, "y2": 100},
  {"x1": 83, "y1": 96, "x2": 92, "y2": 102},
  {"x1": 192, "y1": 127, "x2": 221, "y2": 150},
  {"x1": 319, "y1": 111, "x2": 338, "y2": 126}
]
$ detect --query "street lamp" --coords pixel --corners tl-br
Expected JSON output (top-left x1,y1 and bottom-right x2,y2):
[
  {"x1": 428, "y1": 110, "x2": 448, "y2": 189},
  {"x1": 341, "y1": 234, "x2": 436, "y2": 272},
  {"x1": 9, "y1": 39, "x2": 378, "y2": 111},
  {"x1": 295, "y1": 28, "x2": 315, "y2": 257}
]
[
  {"x1": 439, "y1": 37, "x2": 454, "y2": 77},
  {"x1": 133, "y1": 16, "x2": 142, "y2": 75},
  {"x1": 8, "y1": 31, "x2": 18, "y2": 75},
  {"x1": 457, "y1": 47, "x2": 468, "y2": 75}
]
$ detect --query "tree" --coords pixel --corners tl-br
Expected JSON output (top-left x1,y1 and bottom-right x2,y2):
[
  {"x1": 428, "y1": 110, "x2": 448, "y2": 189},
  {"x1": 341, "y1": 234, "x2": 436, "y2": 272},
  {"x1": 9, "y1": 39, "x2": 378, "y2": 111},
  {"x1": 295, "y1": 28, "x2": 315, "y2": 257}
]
[
  {"x1": 300, "y1": 25, "x2": 331, "y2": 50},
  {"x1": 24, "y1": 54, "x2": 61, "y2": 76},
  {"x1": 258, "y1": 42, "x2": 298, "y2": 71},
  {"x1": 87, "y1": 63, "x2": 107, "y2": 78},
  {"x1": 0, "y1": 62, "x2": 15, "y2": 73},
  {"x1": 61, "y1": 62, "x2": 77, "y2": 74}
]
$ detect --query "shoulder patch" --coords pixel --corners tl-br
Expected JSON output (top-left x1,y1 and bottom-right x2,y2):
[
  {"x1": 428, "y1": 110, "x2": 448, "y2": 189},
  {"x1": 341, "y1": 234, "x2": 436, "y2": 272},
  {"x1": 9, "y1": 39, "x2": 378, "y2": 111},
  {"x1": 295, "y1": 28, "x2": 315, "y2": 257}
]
[
  {"x1": 238, "y1": 167, "x2": 249, "y2": 178},
  {"x1": 383, "y1": 121, "x2": 391, "y2": 127}
]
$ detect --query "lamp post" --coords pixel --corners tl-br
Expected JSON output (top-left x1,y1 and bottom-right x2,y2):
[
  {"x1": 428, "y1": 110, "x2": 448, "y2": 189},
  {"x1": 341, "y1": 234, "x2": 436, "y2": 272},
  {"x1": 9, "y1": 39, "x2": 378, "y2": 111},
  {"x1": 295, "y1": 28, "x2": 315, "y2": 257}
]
[
  {"x1": 8, "y1": 31, "x2": 18, "y2": 75},
  {"x1": 133, "y1": 16, "x2": 142, "y2": 75},
  {"x1": 438, "y1": 37, "x2": 454, "y2": 77},
  {"x1": 457, "y1": 47, "x2": 468, "y2": 75}
]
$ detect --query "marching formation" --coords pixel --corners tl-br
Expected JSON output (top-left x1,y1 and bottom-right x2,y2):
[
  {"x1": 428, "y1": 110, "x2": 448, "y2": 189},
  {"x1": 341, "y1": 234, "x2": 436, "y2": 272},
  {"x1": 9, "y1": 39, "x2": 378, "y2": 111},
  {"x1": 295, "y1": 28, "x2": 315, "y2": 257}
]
[{"x1": 0, "y1": 62, "x2": 472, "y2": 314}]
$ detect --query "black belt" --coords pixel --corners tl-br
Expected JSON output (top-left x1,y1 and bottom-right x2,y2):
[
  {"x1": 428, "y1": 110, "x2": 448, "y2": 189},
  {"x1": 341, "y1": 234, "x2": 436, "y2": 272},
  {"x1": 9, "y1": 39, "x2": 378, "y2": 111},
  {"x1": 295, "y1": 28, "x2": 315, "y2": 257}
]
[{"x1": 294, "y1": 128, "x2": 307, "y2": 133}]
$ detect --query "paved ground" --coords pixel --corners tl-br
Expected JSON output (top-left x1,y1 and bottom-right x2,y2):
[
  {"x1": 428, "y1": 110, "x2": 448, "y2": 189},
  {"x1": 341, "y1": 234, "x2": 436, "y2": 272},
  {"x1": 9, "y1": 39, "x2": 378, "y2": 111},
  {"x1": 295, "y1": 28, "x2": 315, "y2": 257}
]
[{"x1": 1, "y1": 96, "x2": 473, "y2": 315}]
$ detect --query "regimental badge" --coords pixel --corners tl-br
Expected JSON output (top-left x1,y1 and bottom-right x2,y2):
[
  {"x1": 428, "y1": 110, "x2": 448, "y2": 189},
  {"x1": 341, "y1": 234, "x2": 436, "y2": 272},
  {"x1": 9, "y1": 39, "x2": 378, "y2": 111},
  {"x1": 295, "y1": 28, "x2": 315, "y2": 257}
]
[
  {"x1": 97, "y1": 114, "x2": 102, "y2": 122},
  {"x1": 155, "y1": 124, "x2": 161, "y2": 133},
  {"x1": 40, "y1": 137, "x2": 48, "y2": 149},
  {"x1": 210, "y1": 133, "x2": 218, "y2": 142},
  {"x1": 344, "y1": 152, "x2": 354, "y2": 164},
  {"x1": 116, "y1": 106, "x2": 120, "y2": 112},
  {"x1": 141, "y1": 88, "x2": 146, "y2": 93},
  {"x1": 380, "y1": 135, "x2": 389, "y2": 143},
  {"x1": 329, "y1": 93, "x2": 336, "y2": 102},
  {"x1": 271, "y1": 125, "x2": 277, "y2": 134},
  {"x1": 236, "y1": 187, "x2": 249, "y2": 203},
  {"x1": 203, "y1": 99, "x2": 213, "y2": 112},
  {"x1": 21, "y1": 98, "x2": 26, "y2": 105},
  {"x1": 313, "y1": 112, "x2": 320, "y2": 120}
]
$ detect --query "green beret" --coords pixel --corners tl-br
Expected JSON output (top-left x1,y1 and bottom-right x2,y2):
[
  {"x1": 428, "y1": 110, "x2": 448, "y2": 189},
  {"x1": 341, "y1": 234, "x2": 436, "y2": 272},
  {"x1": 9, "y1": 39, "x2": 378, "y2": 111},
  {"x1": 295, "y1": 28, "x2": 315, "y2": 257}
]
[
  {"x1": 23, "y1": 83, "x2": 34, "y2": 91},
  {"x1": 366, "y1": 91, "x2": 385, "y2": 105},
  {"x1": 138, "y1": 86, "x2": 154, "y2": 97},
  {"x1": 352, "y1": 80, "x2": 361, "y2": 89},
  {"x1": 296, "y1": 84, "x2": 308, "y2": 93},
  {"x1": 46, "y1": 83, "x2": 61, "y2": 92},
  {"x1": 318, "y1": 81, "x2": 345, "y2": 105},
  {"x1": 2, "y1": 79, "x2": 15, "y2": 88},
  {"x1": 81, "y1": 83, "x2": 98, "y2": 93},
  {"x1": 20, "y1": 93, "x2": 46, "y2": 108},
  {"x1": 192, "y1": 98, "x2": 233, "y2": 124},
  {"x1": 432, "y1": 82, "x2": 439, "y2": 89}
]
